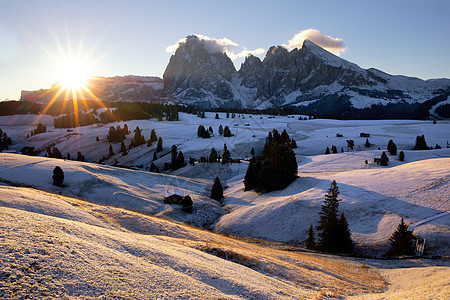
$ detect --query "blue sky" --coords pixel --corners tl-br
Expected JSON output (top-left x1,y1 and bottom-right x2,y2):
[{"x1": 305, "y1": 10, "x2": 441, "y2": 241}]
[{"x1": 0, "y1": 0, "x2": 449, "y2": 100}]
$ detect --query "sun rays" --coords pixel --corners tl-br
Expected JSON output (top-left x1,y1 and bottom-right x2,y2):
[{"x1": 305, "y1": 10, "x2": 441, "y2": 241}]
[{"x1": 33, "y1": 33, "x2": 111, "y2": 129}]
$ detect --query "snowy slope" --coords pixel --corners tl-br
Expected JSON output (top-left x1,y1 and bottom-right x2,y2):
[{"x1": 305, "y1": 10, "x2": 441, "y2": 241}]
[
  {"x1": 0, "y1": 184, "x2": 388, "y2": 299},
  {"x1": 215, "y1": 151, "x2": 450, "y2": 255}
]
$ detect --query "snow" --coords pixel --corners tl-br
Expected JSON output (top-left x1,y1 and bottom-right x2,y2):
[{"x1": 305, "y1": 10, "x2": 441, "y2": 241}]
[{"x1": 0, "y1": 112, "x2": 449, "y2": 297}]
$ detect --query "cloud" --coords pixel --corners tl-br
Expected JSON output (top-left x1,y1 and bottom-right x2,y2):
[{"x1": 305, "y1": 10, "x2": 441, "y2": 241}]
[
  {"x1": 284, "y1": 29, "x2": 346, "y2": 56},
  {"x1": 166, "y1": 34, "x2": 265, "y2": 61}
]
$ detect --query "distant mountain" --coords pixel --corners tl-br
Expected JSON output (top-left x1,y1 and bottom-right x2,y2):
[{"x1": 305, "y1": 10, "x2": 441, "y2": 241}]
[
  {"x1": 21, "y1": 76, "x2": 164, "y2": 103},
  {"x1": 163, "y1": 37, "x2": 450, "y2": 118},
  {"x1": 21, "y1": 37, "x2": 450, "y2": 119}
]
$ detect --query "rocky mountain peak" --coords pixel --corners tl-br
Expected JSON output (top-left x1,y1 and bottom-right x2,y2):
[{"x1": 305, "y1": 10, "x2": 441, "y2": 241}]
[
  {"x1": 163, "y1": 35, "x2": 238, "y2": 107},
  {"x1": 238, "y1": 54, "x2": 263, "y2": 88}
]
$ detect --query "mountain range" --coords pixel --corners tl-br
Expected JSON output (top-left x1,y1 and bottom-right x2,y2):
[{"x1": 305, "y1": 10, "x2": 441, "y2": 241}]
[{"x1": 21, "y1": 35, "x2": 450, "y2": 119}]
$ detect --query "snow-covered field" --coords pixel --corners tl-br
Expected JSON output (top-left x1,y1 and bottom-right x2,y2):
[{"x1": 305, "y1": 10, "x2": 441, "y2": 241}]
[{"x1": 1, "y1": 112, "x2": 449, "y2": 298}]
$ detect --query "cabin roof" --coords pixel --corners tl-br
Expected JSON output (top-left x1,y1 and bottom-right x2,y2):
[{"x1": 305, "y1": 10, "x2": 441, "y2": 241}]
[{"x1": 164, "y1": 188, "x2": 184, "y2": 198}]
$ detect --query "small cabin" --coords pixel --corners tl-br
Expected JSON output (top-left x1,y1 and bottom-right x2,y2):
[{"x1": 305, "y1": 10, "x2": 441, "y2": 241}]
[
  {"x1": 360, "y1": 133, "x2": 370, "y2": 137},
  {"x1": 164, "y1": 188, "x2": 184, "y2": 204}
]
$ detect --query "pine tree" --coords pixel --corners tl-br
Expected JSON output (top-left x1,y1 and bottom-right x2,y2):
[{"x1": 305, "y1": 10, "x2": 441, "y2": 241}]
[
  {"x1": 387, "y1": 139, "x2": 397, "y2": 155},
  {"x1": 150, "y1": 129, "x2": 157, "y2": 143},
  {"x1": 120, "y1": 141, "x2": 127, "y2": 154},
  {"x1": 331, "y1": 145, "x2": 337, "y2": 154},
  {"x1": 109, "y1": 144, "x2": 114, "y2": 157},
  {"x1": 131, "y1": 126, "x2": 145, "y2": 147},
  {"x1": 414, "y1": 135, "x2": 429, "y2": 150},
  {"x1": 77, "y1": 151, "x2": 85, "y2": 162},
  {"x1": 222, "y1": 144, "x2": 230, "y2": 164},
  {"x1": 171, "y1": 145, "x2": 178, "y2": 170},
  {"x1": 337, "y1": 213, "x2": 353, "y2": 253},
  {"x1": 291, "y1": 139, "x2": 297, "y2": 149},
  {"x1": 317, "y1": 180, "x2": 341, "y2": 253},
  {"x1": 398, "y1": 151, "x2": 405, "y2": 162},
  {"x1": 325, "y1": 147, "x2": 330, "y2": 154},
  {"x1": 244, "y1": 157, "x2": 260, "y2": 191},
  {"x1": 209, "y1": 148, "x2": 218, "y2": 163},
  {"x1": 250, "y1": 147, "x2": 255, "y2": 157},
  {"x1": 153, "y1": 151, "x2": 157, "y2": 161},
  {"x1": 215, "y1": 113, "x2": 219, "y2": 119},
  {"x1": 365, "y1": 139, "x2": 371, "y2": 148},
  {"x1": 150, "y1": 162, "x2": 156, "y2": 172},
  {"x1": 305, "y1": 224, "x2": 316, "y2": 250},
  {"x1": 380, "y1": 151, "x2": 389, "y2": 166},
  {"x1": 52, "y1": 166, "x2": 64, "y2": 186},
  {"x1": 223, "y1": 126, "x2": 232, "y2": 137},
  {"x1": 176, "y1": 151, "x2": 185, "y2": 169},
  {"x1": 388, "y1": 218, "x2": 415, "y2": 257},
  {"x1": 218, "y1": 124, "x2": 223, "y2": 136},
  {"x1": 96, "y1": 136, "x2": 99, "y2": 142},
  {"x1": 157, "y1": 137, "x2": 163, "y2": 152},
  {"x1": 211, "y1": 176, "x2": 223, "y2": 201}
]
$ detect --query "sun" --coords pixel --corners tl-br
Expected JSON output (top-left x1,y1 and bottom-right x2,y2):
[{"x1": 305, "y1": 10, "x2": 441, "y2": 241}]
[{"x1": 57, "y1": 61, "x2": 89, "y2": 91}]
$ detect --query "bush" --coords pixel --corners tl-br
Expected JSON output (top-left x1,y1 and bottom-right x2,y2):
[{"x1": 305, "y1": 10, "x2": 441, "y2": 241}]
[{"x1": 52, "y1": 166, "x2": 64, "y2": 186}]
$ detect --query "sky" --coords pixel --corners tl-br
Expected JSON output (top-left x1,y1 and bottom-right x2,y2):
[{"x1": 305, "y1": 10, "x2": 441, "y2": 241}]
[{"x1": 0, "y1": 0, "x2": 449, "y2": 101}]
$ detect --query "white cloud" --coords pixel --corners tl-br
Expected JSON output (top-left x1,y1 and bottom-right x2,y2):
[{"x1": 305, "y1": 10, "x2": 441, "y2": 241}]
[
  {"x1": 166, "y1": 34, "x2": 265, "y2": 61},
  {"x1": 284, "y1": 29, "x2": 346, "y2": 56}
]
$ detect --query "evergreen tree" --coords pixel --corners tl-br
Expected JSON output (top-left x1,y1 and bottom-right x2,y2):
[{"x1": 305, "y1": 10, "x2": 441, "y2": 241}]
[
  {"x1": 281, "y1": 129, "x2": 290, "y2": 143},
  {"x1": 331, "y1": 145, "x2": 337, "y2": 154},
  {"x1": 317, "y1": 180, "x2": 341, "y2": 253},
  {"x1": 150, "y1": 129, "x2": 157, "y2": 143},
  {"x1": 120, "y1": 141, "x2": 127, "y2": 154},
  {"x1": 208, "y1": 126, "x2": 213, "y2": 135},
  {"x1": 96, "y1": 136, "x2": 99, "y2": 142},
  {"x1": 153, "y1": 151, "x2": 157, "y2": 161},
  {"x1": 215, "y1": 113, "x2": 219, "y2": 119},
  {"x1": 189, "y1": 157, "x2": 195, "y2": 166},
  {"x1": 380, "y1": 151, "x2": 389, "y2": 166},
  {"x1": 341, "y1": 148, "x2": 344, "y2": 153},
  {"x1": 197, "y1": 125, "x2": 210, "y2": 138},
  {"x1": 109, "y1": 144, "x2": 114, "y2": 157},
  {"x1": 181, "y1": 195, "x2": 193, "y2": 213},
  {"x1": 337, "y1": 213, "x2": 353, "y2": 253},
  {"x1": 223, "y1": 126, "x2": 232, "y2": 137},
  {"x1": 226, "y1": 112, "x2": 230, "y2": 118},
  {"x1": 77, "y1": 151, "x2": 85, "y2": 162},
  {"x1": 52, "y1": 166, "x2": 64, "y2": 186},
  {"x1": 250, "y1": 147, "x2": 255, "y2": 157},
  {"x1": 171, "y1": 145, "x2": 178, "y2": 170},
  {"x1": 176, "y1": 151, "x2": 185, "y2": 169},
  {"x1": 209, "y1": 148, "x2": 218, "y2": 163},
  {"x1": 398, "y1": 151, "x2": 405, "y2": 162},
  {"x1": 325, "y1": 147, "x2": 330, "y2": 154},
  {"x1": 218, "y1": 124, "x2": 223, "y2": 136},
  {"x1": 414, "y1": 135, "x2": 429, "y2": 150},
  {"x1": 131, "y1": 126, "x2": 145, "y2": 147},
  {"x1": 388, "y1": 218, "x2": 415, "y2": 257},
  {"x1": 365, "y1": 139, "x2": 371, "y2": 148},
  {"x1": 211, "y1": 176, "x2": 223, "y2": 201},
  {"x1": 150, "y1": 162, "x2": 156, "y2": 172},
  {"x1": 244, "y1": 131, "x2": 297, "y2": 192},
  {"x1": 123, "y1": 123, "x2": 129, "y2": 134},
  {"x1": 157, "y1": 137, "x2": 163, "y2": 152},
  {"x1": 387, "y1": 139, "x2": 397, "y2": 155},
  {"x1": 222, "y1": 144, "x2": 231, "y2": 164},
  {"x1": 291, "y1": 139, "x2": 297, "y2": 149},
  {"x1": 305, "y1": 224, "x2": 316, "y2": 250}
]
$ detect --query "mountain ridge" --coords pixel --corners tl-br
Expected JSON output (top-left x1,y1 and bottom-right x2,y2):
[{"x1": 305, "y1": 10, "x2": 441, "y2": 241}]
[{"x1": 20, "y1": 37, "x2": 450, "y2": 118}]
